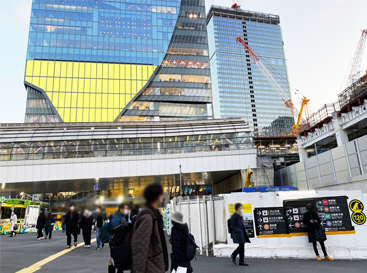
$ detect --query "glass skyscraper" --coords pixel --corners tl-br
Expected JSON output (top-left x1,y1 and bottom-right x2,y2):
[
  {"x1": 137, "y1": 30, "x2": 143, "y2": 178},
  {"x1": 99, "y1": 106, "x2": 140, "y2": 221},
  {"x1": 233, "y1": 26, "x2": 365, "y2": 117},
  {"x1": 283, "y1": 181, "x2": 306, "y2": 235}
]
[
  {"x1": 24, "y1": 0, "x2": 213, "y2": 123},
  {"x1": 207, "y1": 6, "x2": 293, "y2": 130}
]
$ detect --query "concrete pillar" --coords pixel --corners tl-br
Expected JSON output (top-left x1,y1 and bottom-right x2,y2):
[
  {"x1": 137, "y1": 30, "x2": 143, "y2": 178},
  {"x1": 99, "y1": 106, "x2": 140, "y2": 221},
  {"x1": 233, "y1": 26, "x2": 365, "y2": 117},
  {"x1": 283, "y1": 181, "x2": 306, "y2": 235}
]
[
  {"x1": 297, "y1": 136, "x2": 308, "y2": 162},
  {"x1": 332, "y1": 113, "x2": 348, "y2": 147}
]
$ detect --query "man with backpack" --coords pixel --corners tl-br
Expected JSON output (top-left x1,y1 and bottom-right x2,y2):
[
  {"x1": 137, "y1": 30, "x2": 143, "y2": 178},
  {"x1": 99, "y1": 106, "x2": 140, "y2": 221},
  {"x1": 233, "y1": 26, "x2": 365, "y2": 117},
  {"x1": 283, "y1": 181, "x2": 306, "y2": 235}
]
[
  {"x1": 170, "y1": 211, "x2": 194, "y2": 273},
  {"x1": 131, "y1": 183, "x2": 169, "y2": 273},
  {"x1": 229, "y1": 203, "x2": 251, "y2": 266}
]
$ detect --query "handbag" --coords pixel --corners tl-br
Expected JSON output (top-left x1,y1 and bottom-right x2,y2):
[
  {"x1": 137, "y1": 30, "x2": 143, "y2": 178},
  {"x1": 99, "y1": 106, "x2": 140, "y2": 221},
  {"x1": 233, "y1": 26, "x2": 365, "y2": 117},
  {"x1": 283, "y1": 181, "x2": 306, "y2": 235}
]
[{"x1": 315, "y1": 225, "x2": 327, "y2": 242}]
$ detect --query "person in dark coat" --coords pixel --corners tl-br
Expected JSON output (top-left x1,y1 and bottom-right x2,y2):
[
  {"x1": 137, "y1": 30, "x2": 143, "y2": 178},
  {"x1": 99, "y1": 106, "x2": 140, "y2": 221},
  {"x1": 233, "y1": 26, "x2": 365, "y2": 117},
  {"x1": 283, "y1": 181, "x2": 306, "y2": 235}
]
[
  {"x1": 131, "y1": 183, "x2": 169, "y2": 273},
  {"x1": 95, "y1": 206, "x2": 104, "y2": 250},
  {"x1": 45, "y1": 212, "x2": 55, "y2": 240},
  {"x1": 303, "y1": 203, "x2": 334, "y2": 261},
  {"x1": 229, "y1": 203, "x2": 251, "y2": 266},
  {"x1": 131, "y1": 205, "x2": 139, "y2": 219},
  {"x1": 80, "y1": 208, "x2": 94, "y2": 248},
  {"x1": 64, "y1": 203, "x2": 79, "y2": 248},
  {"x1": 170, "y1": 211, "x2": 193, "y2": 273},
  {"x1": 36, "y1": 208, "x2": 46, "y2": 240}
]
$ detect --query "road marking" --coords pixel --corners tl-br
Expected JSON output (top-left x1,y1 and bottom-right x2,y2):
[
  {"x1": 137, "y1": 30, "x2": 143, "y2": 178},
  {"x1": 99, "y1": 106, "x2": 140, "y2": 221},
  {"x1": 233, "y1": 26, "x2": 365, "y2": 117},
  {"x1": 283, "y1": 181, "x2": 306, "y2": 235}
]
[{"x1": 15, "y1": 239, "x2": 97, "y2": 273}]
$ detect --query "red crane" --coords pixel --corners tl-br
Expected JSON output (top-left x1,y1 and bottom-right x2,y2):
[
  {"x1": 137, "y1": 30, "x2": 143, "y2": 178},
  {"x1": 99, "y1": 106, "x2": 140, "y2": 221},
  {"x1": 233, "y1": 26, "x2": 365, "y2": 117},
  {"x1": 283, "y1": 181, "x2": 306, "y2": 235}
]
[
  {"x1": 236, "y1": 36, "x2": 309, "y2": 133},
  {"x1": 346, "y1": 29, "x2": 367, "y2": 87}
]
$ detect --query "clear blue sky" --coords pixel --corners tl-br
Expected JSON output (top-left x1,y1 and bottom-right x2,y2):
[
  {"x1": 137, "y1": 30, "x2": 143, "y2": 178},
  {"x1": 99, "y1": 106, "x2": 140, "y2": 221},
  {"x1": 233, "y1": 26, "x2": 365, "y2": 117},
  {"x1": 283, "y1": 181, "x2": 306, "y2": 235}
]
[{"x1": 0, "y1": 0, "x2": 366, "y2": 123}]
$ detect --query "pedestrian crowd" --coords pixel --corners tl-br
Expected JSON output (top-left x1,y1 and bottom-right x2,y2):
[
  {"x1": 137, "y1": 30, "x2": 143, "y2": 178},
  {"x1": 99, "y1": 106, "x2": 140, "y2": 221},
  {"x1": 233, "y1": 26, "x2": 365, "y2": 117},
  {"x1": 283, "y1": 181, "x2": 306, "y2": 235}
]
[{"x1": 10, "y1": 184, "x2": 334, "y2": 273}]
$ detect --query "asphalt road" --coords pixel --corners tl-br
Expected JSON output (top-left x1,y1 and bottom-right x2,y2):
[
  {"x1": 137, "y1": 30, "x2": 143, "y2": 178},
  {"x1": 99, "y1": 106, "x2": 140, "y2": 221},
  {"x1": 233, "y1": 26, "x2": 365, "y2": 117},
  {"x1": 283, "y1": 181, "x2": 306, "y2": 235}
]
[{"x1": 1, "y1": 231, "x2": 366, "y2": 273}]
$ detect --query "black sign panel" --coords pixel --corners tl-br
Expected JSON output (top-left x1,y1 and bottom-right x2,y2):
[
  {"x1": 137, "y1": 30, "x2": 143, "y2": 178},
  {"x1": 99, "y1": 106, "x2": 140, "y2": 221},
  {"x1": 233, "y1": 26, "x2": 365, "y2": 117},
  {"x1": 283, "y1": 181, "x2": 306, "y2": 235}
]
[
  {"x1": 284, "y1": 196, "x2": 354, "y2": 233},
  {"x1": 254, "y1": 207, "x2": 286, "y2": 236},
  {"x1": 243, "y1": 220, "x2": 255, "y2": 238}
]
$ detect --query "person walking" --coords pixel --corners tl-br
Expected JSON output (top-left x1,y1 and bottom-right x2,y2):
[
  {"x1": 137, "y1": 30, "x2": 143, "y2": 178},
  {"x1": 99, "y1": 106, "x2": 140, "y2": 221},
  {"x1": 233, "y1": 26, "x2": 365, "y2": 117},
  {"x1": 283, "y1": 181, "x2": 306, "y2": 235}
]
[
  {"x1": 61, "y1": 215, "x2": 66, "y2": 233},
  {"x1": 65, "y1": 203, "x2": 79, "y2": 248},
  {"x1": 36, "y1": 208, "x2": 46, "y2": 240},
  {"x1": 95, "y1": 206, "x2": 104, "y2": 250},
  {"x1": 131, "y1": 183, "x2": 168, "y2": 273},
  {"x1": 45, "y1": 212, "x2": 55, "y2": 240},
  {"x1": 170, "y1": 211, "x2": 193, "y2": 273},
  {"x1": 131, "y1": 205, "x2": 139, "y2": 219},
  {"x1": 111, "y1": 203, "x2": 126, "y2": 229},
  {"x1": 229, "y1": 203, "x2": 250, "y2": 266},
  {"x1": 9, "y1": 210, "x2": 17, "y2": 237},
  {"x1": 81, "y1": 208, "x2": 94, "y2": 248},
  {"x1": 303, "y1": 203, "x2": 334, "y2": 261}
]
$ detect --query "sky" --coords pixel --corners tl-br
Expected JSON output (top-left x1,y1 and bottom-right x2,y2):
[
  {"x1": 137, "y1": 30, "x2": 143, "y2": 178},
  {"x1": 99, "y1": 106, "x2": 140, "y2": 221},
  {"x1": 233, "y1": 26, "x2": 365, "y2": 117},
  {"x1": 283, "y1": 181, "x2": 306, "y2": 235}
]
[{"x1": 0, "y1": 0, "x2": 366, "y2": 123}]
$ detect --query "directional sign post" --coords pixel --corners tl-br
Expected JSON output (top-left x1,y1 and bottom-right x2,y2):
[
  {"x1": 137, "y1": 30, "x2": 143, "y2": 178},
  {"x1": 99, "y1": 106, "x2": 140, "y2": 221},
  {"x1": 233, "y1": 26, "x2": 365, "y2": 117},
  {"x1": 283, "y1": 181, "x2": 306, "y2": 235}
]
[{"x1": 254, "y1": 207, "x2": 286, "y2": 236}]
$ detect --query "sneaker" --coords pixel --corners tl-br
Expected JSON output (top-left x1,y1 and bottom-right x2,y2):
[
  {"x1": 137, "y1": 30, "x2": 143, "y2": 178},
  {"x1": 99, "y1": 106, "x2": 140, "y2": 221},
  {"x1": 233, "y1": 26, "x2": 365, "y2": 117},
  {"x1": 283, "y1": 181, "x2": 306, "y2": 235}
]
[
  {"x1": 84, "y1": 245, "x2": 87, "y2": 248},
  {"x1": 66, "y1": 245, "x2": 71, "y2": 249},
  {"x1": 87, "y1": 245, "x2": 90, "y2": 248},
  {"x1": 96, "y1": 247, "x2": 101, "y2": 250},
  {"x1": 37, "y1": 238, "x2": 41, "y2": 240},
  {"x1": 74, "y1": 242, "x2": 77, "y2": 247}
]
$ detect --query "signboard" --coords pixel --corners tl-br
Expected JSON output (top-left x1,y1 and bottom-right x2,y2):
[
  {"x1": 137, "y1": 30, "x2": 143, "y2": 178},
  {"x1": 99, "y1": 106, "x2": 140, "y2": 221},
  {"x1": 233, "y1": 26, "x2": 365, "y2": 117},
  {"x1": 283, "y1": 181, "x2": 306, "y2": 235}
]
[
  {"x1": 242, "y1": 186, "x2": 298, "y2": 193},
  {"x1": 6, "y1": 199, "x2": 19, "y2": 205},
  {"x1": 0, "y1": 197, "x2": 5, "y2": 202},
  {"x1": 284, "y1": 196, "x2": 354, "y2": 233},
  {"x1": 24, "y1": 200, "x2": 31, "y2": 206},
  {"x1": 349, "y1": 199, "x2": 366, "y2": 225},
  {"x1": 254, "y1": 207, "x2": 286, "y2": 236},
  {"x1": 228, "y1": 203, "x2": 255, "y2": 238}
]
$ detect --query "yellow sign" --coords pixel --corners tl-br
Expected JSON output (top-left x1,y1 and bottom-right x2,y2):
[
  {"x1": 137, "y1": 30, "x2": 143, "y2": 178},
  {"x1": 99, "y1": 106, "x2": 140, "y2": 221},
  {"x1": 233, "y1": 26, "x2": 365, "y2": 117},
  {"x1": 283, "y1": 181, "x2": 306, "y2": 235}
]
[
  {"x1": 228, "y1": 203, "x2": 252, "y2": 214},
  {"x1": 349, "y1": 199, "x2": 366, "y2": 225}
]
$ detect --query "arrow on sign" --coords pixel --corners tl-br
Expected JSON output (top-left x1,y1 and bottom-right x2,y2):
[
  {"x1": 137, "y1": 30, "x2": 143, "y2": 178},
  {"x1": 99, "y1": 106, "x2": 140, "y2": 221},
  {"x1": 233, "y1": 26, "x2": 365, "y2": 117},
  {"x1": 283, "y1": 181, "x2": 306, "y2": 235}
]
[
  {"x1": 288, "y1": 216, "x2": 293, "y2": 221},
  {"x1": 258, "y1": 225, "x2": 263, "y2": 231},
  {"x1": 318, "y1": 207, "x2": 323, "y2": 212},
  {"x1": 289, "y1": 223, "x2": 294, "y2": 228},
  {"x1": 257, "y1": 211, "x2": 262, "y2": 216},
  {"x1": 287, "y1": 209, "x2": 292, "y2": 214},
  {"x1": 320, "y1": 221, "x2": 326, "y2": 227},
  {"x1": 317, "y1": 201, "x2": 322, "y2": 205},
  {"x1": 258, "y1": 218, "x2": 263, "y2": 223}
]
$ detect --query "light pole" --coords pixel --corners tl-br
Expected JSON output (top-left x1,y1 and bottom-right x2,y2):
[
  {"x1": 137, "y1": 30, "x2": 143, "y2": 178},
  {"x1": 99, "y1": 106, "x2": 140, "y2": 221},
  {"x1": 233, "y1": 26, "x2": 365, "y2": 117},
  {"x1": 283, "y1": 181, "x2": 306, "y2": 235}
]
[{"x1": 179, "y1": 164, "x2": 182, "y2": 196}]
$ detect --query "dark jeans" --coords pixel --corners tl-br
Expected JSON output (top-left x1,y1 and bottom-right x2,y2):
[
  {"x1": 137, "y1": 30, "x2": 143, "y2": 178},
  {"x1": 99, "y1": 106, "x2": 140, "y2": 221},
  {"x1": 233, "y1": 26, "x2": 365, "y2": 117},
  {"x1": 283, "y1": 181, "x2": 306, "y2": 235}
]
[
  {"x1": 37, "y1": 228, "x2": 43, "y2": 238},
  {"x1": 67, "y1": 230, "x2": 78, "y2": 246},
  {"x1": 313, "y1": 241, "x2": 327, "y2": 256},
  {"x1": 232, "y1": 244, "x2": 245, "y2": 263},
  {"x1": 82, "y1": 228, "x2": 91, "y2": 245},
  {"x1": 45, "y1": 230, "x2": 52, "y2": 239}
]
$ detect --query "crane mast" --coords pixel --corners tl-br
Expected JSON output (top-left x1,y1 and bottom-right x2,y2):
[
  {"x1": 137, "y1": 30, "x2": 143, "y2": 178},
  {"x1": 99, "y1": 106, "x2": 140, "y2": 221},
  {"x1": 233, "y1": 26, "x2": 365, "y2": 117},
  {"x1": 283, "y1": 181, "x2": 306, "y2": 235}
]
[
  {"x1": 236, "y1": 36, "x2": 308, "y2": 129},
  {"x1": 346, "y1": 29, "x2": 367, "y2": 87}
]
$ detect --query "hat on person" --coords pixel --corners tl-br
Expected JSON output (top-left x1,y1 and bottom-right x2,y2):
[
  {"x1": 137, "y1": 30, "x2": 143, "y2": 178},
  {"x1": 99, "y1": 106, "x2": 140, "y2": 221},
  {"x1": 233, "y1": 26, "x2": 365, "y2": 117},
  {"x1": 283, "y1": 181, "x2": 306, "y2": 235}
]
[{"x1": 169, "y1": 211, "x2": 185, "y2": 225}]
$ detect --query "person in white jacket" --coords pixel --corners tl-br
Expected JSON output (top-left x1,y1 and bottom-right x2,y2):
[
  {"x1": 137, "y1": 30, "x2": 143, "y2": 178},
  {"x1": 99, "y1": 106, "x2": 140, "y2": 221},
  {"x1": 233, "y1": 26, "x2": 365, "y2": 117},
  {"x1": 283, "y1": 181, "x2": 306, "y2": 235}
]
[{"x1": 9, "y1": 211, "x2": 17, "y2": 237}]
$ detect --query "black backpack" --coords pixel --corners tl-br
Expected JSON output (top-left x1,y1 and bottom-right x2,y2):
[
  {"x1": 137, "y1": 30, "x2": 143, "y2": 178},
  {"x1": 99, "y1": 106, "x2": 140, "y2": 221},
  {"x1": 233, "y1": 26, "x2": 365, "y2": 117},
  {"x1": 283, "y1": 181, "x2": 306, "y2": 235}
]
[
  {"x1": 109, "y1": 211, "x2": 153, "y2": 270},
  {"x1": 185, "y1": 233, "x2": 198, "y2": 261}
]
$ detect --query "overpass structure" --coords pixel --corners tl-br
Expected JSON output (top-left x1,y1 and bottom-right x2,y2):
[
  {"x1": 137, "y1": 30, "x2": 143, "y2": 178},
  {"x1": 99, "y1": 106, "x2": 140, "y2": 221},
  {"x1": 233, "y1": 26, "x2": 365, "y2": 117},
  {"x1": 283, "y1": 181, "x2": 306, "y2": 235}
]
[{"x1": 0, "y1": 119, "x2": 257, "y2": 200}]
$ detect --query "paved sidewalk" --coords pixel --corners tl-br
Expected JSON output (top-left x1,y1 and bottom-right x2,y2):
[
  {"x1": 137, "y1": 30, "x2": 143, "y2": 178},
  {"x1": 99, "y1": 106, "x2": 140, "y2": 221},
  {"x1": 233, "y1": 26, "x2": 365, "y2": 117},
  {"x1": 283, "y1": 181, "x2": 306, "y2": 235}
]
[{"x1": 1, "y1": 232, "x2": 366, "y2": 273}]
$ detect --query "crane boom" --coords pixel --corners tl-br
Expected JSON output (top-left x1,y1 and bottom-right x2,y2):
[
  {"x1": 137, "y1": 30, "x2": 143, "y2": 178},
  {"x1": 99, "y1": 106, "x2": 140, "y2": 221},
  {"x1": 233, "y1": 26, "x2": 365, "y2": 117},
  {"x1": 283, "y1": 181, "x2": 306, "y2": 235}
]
[
  {"x1": 236, "y1": 36, "x2": 307, "y2": 125},
  {"x1": 347, "y1": 29, "x2": 367, "y2": 87}
]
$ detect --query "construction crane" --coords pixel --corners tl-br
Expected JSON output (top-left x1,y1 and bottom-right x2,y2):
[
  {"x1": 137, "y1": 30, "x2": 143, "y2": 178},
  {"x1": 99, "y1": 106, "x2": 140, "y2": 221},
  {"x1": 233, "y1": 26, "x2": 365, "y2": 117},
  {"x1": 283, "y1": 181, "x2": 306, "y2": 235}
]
[
  {"x1": 236, "y1": 36, "x2": 309, "y2": 134},
  {"x1": 231, "y1": 0, "x2": 243, "y2": 10},
  {"x1": 346, "y1": 29, "x2": 367, "y2": 88}
]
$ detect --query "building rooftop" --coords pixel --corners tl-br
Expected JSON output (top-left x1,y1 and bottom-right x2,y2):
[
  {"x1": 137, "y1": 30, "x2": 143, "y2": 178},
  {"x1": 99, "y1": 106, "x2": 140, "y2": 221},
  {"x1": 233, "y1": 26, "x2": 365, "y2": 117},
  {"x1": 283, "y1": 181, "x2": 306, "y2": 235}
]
[{"x1": 207, "y1": 5, "x2": 280, "y2": 25}]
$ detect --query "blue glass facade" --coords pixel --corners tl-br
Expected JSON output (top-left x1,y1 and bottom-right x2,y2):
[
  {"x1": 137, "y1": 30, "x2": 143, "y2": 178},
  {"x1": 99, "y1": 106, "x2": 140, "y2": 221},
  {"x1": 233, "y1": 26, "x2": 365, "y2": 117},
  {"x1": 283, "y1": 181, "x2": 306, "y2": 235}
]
[
  {"x1": 207, "y1": 6, "x2": 293, "y2": 130},
  {"x1": 27, "y1": 0, "x2": 180, "y2": 65},
  {"x1": 24, "y1": 0, "x2": 213, "y2": 123}
]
